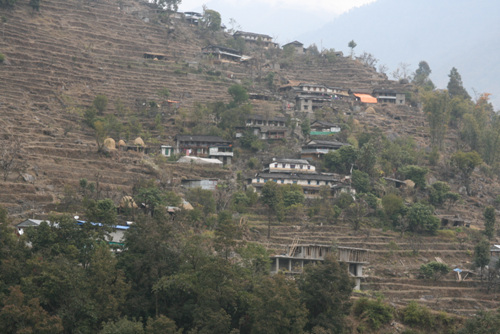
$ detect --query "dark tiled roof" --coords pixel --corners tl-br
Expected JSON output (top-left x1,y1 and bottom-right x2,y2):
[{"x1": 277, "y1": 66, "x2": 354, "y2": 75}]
[
  {"x1": 273, "y1": 158, "x2": 310, "y2": 165},
  {"x1": 256, "y1": 172, "x2": 339, "y2": 182},
  {"x1": 310, "y1": 120, "x2": 339, "y2": 127},
  {"x1": 304, "y1": 140, "x2": 348, "y2": 148},
  {"x1": 247, "y1": 114, "x2": 287, "y2": 122},
  {"x1": 176, "y1": 135, "x2": 231, "y2": 143}
]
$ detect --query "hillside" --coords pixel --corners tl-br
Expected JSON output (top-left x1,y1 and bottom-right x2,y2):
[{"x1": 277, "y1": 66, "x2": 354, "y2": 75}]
[{"x1": 1, "y1": 0, "x2": 500, "y2": 330}]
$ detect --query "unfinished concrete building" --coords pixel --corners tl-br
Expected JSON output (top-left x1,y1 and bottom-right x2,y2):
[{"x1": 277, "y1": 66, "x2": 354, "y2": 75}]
[{"x1": 270, "y1": 244, "x2": 369, "y2": 289}]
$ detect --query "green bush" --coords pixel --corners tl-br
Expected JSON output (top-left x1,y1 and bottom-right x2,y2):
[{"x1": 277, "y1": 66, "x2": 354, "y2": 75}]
[
  {"x1": 402, "y1": 301, "x2": 434, "y2": 328},
  {"x1": 0, "y1": 53, "x2": 5, "y2": 63},
  {"x1": 419, "y1": 261, "x2": 450, "y2": 280},
  {"x1": 353, "y1": 297, "x2": 393, "y2": 330}
]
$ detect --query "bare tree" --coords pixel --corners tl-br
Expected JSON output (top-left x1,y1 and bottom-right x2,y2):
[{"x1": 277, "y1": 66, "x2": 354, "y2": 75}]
[
  {"x1": 0, "y1": 137, "x2": 21, "y2": 181},
  {"x1": 357, "y1": 52, "x2": 378, "y2": 68},
  {"x1": 391, "y1": 62, "x2": 413, "y2": 82}
]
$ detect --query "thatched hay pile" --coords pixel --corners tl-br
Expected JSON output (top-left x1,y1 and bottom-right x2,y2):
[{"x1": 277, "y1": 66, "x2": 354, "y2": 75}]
[
  {"x1": 134, "y1": 137, "x2": 145, "y2": 147},
  {"x1": 365, "y1": 106, "x2": 376, "y2": 114},
  {"x1": 103, "y1": 138, "x2": 116, "y2": 150},
  {"x1": 119, "y1": 195, "x2": 138, "y2": 209}
]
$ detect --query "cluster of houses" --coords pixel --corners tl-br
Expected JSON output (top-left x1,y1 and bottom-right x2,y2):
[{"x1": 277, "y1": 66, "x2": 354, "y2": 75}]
[{"x1": 249, "y1": 158, "x2": 352, "y2": 198}]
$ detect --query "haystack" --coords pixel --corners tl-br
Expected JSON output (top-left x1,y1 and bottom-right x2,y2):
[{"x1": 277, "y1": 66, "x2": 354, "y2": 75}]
[
  {"x1": 404, "y1": 179, "x2": 416, "y2": 189},
  {"x1": 117, "y1": 139, "x2": 126, "y2": 147},
  {"x1": 365, "y1": 106, "x2": 376, "y2": 114},
  {"x1": 103, "y1": 138, "x2": 116, "y2": 150},
  {"x1": 182, "y1": 199, "x2": 194, "y2": 210},
  {"x1": 134, "y1": 137, "x2": 145, "y2": 147},
  {"x1": 119, "y1": 195, "x2": 138, "y2": 209}
]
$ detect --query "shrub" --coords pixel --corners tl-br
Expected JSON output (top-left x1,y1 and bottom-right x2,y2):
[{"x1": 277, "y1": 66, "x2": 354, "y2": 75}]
[
  {"x1": 436, "y1": 229, "x2": 456, "y2": 241},
  {"x1": 353, "y1": 297, "x2": 393, "y2": 330},
  {"x1": 419, "y1": 261, "x2": 450, "y2": 280},
  {"x1": 92, "y1": 94, "x2": 108, "y2": 114},
  {"x1": 0, "y1": 53, "x2": 5, "y2": 63},
  {"x1": 402, "y1": 301, "x2": 433, "y2": 328}
]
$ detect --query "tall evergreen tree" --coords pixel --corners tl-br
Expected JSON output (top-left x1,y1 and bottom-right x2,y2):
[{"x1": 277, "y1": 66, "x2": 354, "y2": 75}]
[{"x1": 447, "y1": 67, "x2": 471, "y2": 100}]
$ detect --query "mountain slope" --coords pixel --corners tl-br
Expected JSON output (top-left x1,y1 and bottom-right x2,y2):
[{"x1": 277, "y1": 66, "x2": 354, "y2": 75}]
[{"x1": 300, "y1": 0, "x2": 500, "y2": 108}]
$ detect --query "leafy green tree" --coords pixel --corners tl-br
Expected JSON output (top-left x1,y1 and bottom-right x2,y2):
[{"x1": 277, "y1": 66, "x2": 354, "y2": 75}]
[
  {"x1": 93, "y1": 94, "x2": 108, "y2": 115},
  {"x1": 249, "y1": 274, "x2": 308, "y2": 334},
  {"x1": 419, "y1": 262, "x2": 450, "y2": 280},
  {"x1": 152, "y1": 0, "x2": 181, "y2": 11},
  {"x1": 357, "y1": 141, "x2": 377, "y2": 176},
  {"x1": 261, "y1": 181, "x2": 284, "y2": 238},
  {"x1": 0, "y1": 286, "x2": 64, "y2": 334},
  {"x1": 428, "y1": 181, "x2": 459, "y2": 208},
  {"x1": 460, "y1": 113, "x2": 480, "y2": 150},
  {"x1": 344, "y1": 201, "x2": 367, "y2": 231},
  {"x1": 412, "y1": 61, "x2": 435, "y2": 90},
  {"x1": 382, "y1": 193, "x2": 405, "y2": 225},
  {"x1": 458, "y1": 310, "x2": 500, "y2": 334},
  {"x1": 100, "y1": 317, "x2": 144, "y2": 334},
  {"x1": 301, "y1": 118, "x2": 310, "y2": 137},
  {"x1": 0, "y1": 206, "x2": 29, "y2": 287},
  {"x1": 135, "y1": 187, "x2": 179, "y2": 217},
  {"x1": 423, "y1": 90, "x2": 451, "y2": 149},
  {"x1": 201, "y1": 7, "x2": 221, "y2": 31},
  {"x1": 348, "y1": 40, "x2": 357, "y2": 58},
  {"x1": 407, "y1": 202, "x2": 439, "y2": 234},
  {"x1": 351, "y1": 169, "x2": 371, "y2": 193},
  {"x1": 335, "y1": 192, "x2": 354, "y2": 209},
  {"x1": 85, "y1": 198, "x2": 117, "y2": 226},
  {"x1": 474, "y1": 239, "x2": 491, "y2": 279},
  {"x1": 484, "y1": 206, "x2": 496, "y2": 240},
  {"x1": 29, "y1": 0, "x2": 40, "y2": 11},
  {"x1": 145, "y1": 315, "x2": 182, "y2": 334},
  {"x1": 298, "y1": 256, "x2": 354, "y2": 333},
  {"x1": 186, "y1": 187, "x2": 216, "y2": 218},
  {"x1": 118, "y1": 215, "x2": 181, "y2": 320},
  {"x1": 282, "y1": 184, "x2": 305, "y2": 207},
  {"x1": 0, "y1": 0, "x2": 17, "y2": 7},
  {"x1": 402, "y1": 301, "x2": 434, "y2": 329},
  {"x1": 399, "y1": 165, "x2": 428, "y2": 189},
  {"x1": 353, "y1": 297, "x2": 393, "y2": 330},
  {"x1": 324, "y1": 145, "x2": 358, "y2": 174},
  {"x1": 238, "y1": 243, "x2": 270, "y2": 278},
  {"x1": 447, "y1": 67, "x2": 470, "y2": 100},
  {"x1": 228, "y1": 84, "x2": 248, "y2": 105},
  {"x1": 214, "y1": 211, "x2": 241, "y2": 259},
  {"x1": 450, "y1": 151, "x2": 482, "y2": 195}
]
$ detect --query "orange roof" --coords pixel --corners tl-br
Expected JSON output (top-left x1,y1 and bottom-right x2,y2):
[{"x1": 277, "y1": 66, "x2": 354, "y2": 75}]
[{"x1": 354, "y1": 93, "x2": 377, "y2": 104}]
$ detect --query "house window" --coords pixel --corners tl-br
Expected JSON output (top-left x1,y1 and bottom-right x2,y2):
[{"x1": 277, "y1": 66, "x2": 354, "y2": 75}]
[
  {"x1": 316, "y1": 181, "x2": 320, "y2": 185},
  {"x1": 290, "y1": 164, "x2": 295, "y2": 169},
  {"x1": 304, "y1": 105, "x2": 308, "y2": 110},
  {"x1": 308, "y1": 180, "x2": 311, "y2": 185},
  {"x1": 274, "y1": 163, "x2": 278, "y2": 168},
  {"x1": 307, "y1": 166, "x2": 311, "y2": 170},
  {"x1": 293, "y1": 181, "x2": 297, "y2": 184},
  {"x1": 281, "y1": 180, "x2": 284, "y2": 184}
]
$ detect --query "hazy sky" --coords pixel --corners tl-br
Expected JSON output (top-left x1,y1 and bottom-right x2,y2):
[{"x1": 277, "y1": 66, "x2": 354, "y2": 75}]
[{"x1": 178, "y1": 0, "x2": 378, "y2": 44}]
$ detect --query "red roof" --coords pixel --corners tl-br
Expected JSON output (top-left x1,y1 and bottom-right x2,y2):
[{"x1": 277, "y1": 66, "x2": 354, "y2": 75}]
[{"x1": 354, "y1": 93, "x2": 377, "y2": 103}]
